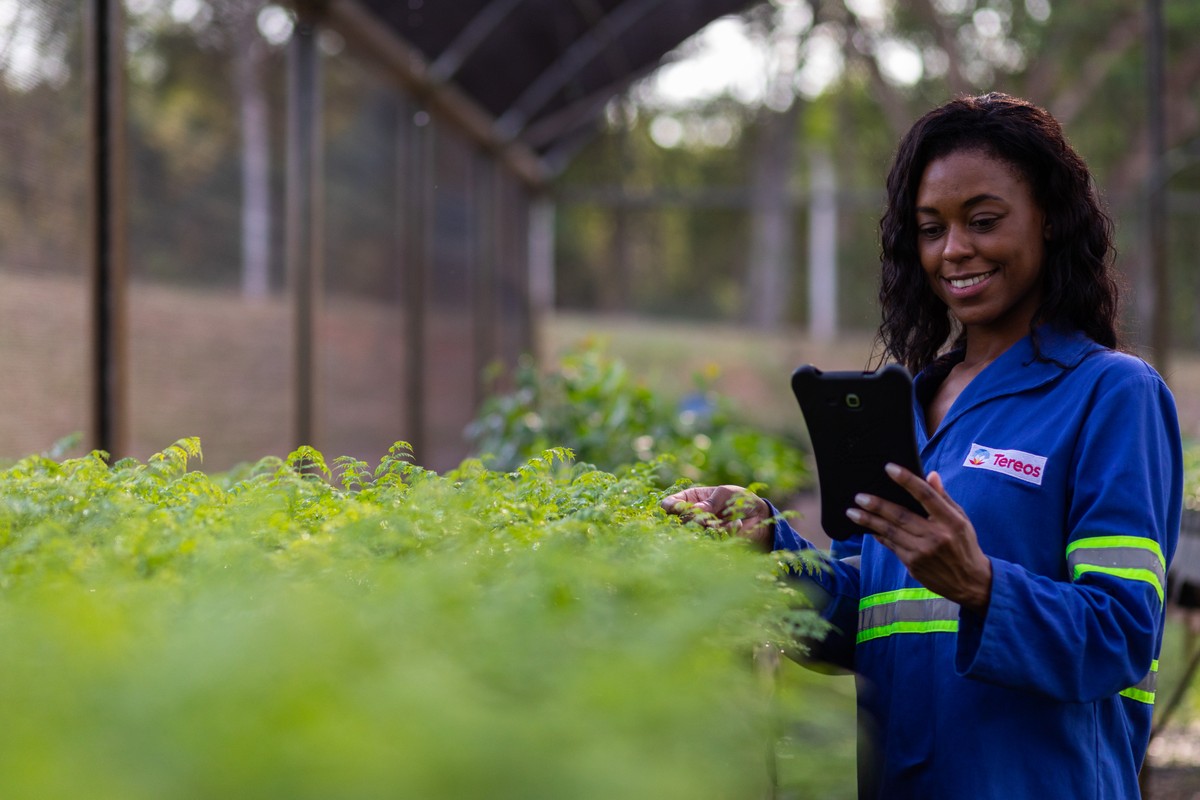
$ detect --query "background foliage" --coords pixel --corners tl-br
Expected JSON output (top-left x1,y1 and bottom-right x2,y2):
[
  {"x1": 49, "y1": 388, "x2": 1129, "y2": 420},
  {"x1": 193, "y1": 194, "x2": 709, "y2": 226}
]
[
  {"x1": 554, "y1": 0, "x2": 1200, "y2": 347},
  {"x1": 467, "y1": 341, "x2": 810, "y2": 498}
]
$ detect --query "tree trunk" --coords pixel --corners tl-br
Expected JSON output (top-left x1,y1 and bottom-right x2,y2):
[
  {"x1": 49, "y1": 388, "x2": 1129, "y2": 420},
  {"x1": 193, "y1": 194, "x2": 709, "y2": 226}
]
[
  {"x1": 235, "y1": 21, "x2": 271, "y2": 301},
  {"x1": 807, "y1": 147, "x2": 837, "y2": 342},
  {"x1": 745, "y1": 102, "x2": 801, "y2": 329},
  {"x1": 601, "y1": 98, "x2": 634, "y2": 312}
]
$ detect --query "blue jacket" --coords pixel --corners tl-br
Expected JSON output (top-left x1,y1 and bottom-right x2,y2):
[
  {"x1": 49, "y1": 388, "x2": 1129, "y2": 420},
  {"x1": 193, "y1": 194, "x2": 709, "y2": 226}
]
[{"x1": 775, "y1": 326, "x2": 1182, "y2": 799}]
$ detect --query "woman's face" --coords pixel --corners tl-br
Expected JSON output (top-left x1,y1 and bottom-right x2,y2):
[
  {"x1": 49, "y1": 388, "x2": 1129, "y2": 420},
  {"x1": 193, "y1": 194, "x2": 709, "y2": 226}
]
[{"x1": 915, "y1": 148, "x2": 1048, "y2": 344}]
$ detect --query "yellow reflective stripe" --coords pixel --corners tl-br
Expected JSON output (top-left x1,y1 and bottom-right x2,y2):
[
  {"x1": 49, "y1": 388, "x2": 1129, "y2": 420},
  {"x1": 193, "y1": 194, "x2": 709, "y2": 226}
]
[
  {"x1": 1120, "y1": 660, "x2": 1159, "y2": 705},
  {"x1": 1120, "y1": 687, "x2": 1155, "y2": 704},
  {"x1": 1066, "y1": 536, "x2": 1165, "y2": 569},
  {"x1": 857, "y1": 590, "x2": 959, "y2": 644},
  {"x1": 1072, "y1": 564, "x2": 1165, "y2": 604},
  {"x1": 859, "y1": 587, "x2": 943, "y2": 609},
  {"x1": 858, "y1": 619, "x2": 958, "y2": 644},
  {"x1": 1067, "y1": 536, "x2": 1166, "y2": 603}
]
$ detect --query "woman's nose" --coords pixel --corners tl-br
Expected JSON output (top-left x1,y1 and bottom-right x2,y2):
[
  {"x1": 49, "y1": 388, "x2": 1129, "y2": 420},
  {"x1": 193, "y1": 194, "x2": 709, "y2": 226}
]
[{"x1": 943, "y1": 224, "x2": 974, "y2": 263}]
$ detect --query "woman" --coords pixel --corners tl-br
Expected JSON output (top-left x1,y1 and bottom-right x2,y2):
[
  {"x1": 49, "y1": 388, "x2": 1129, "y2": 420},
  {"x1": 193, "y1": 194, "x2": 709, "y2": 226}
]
[{"x1": 663, "y1": 93, "x2": 1182, "y2": 798}]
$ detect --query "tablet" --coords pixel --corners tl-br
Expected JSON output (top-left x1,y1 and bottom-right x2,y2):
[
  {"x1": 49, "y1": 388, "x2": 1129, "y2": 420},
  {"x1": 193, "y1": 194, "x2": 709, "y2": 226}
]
[{"x1": 791, "y1": 364, "x2": 926, "y2": 541}]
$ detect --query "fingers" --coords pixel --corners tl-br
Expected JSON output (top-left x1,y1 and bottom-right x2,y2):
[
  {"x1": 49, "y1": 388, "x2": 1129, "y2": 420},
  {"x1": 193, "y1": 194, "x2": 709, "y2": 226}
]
[
  {"x1": 926, "y1": 471, "x2": 967, "y2": 515},
  {"x1": 660, "y1": 486, "x2": 734, "y2": 519},
  {"x1": 845, "y1": 465, "x2": 950, "y2": 543},
  {"x1": 845, "y1": 498, "x2": 911, "y2": 547},
  {"x1": 659, "y1": 487, "x2": 710, "y2": 515},
  {"x1": 883, "y1": 464, "x2": 966, "y2": 519},
  {"x1": 846, "y1": 468, "x2": 990, "y2": 607},
  {"x1": 660, "y1": 485, "x2": 768, "y2": 533}
]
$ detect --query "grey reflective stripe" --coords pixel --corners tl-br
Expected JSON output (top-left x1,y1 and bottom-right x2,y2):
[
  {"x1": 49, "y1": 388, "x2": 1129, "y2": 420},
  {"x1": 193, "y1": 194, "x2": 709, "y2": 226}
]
[
  {"x1": 858, "y1": 597, "x2": 960, "y2": 630},
  {"x1": 857, "y1": 596, "x2": 960, "y2": 643},
  {"x1": 1120, "y1": 660, "x2": 1159, "y2": 705},
  {"x1": 1066, "y1": 542, "x2": 1167, "y2": 603},
  {"x1": 841, "y1": 555, "x2": 862, "y2": 570},
  {"x1": 1067, "y1": 546, "x2": 1167, "y2": 587}
]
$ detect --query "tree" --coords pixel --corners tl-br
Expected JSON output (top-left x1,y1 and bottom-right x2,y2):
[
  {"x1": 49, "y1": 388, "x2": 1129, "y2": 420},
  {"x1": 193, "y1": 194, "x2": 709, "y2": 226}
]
[
  {"x1": 123, "y1": 0, "x2": 289, "y2": 296},
  {"x1": 840, "y1": 0, "x2": 1200, "y2": 353},
  {"x1": 181, "y1": 0, "x2": 282, "y2": 301},
  {"x1": 0, "y1": 2, "x2": 88, "y2": 276}
]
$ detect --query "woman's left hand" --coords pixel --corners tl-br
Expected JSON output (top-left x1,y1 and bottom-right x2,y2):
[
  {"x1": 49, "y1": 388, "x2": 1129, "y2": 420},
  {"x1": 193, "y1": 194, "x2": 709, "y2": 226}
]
[{"x1": 846, "y1": 464, "x2": 993, "y2": 614}]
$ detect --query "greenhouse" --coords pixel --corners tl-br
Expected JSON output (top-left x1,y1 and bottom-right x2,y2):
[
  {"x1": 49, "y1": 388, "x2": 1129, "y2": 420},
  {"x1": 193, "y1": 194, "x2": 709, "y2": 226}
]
[{"x1": 3, "y1": 0, "x2": 749, "y2": 471}]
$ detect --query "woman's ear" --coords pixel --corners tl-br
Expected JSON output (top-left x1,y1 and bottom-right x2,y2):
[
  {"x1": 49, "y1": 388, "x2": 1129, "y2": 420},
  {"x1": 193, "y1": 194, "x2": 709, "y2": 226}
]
[{"x1": 1043, "y1": 221, "x2": 1053, "y2": 240}]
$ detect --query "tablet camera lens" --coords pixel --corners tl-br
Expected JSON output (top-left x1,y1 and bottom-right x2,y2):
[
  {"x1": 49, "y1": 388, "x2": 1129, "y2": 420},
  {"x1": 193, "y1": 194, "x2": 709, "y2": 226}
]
[{"x1": 845, "y1": 393, "x2": 861, "y2": 409}]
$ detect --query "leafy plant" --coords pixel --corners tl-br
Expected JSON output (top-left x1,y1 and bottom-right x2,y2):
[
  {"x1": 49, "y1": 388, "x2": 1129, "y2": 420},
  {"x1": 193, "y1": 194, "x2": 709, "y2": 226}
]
[
  {"x1": 467, "y1": 343, "x2": 810, "y2": 496},
  {"x1": 0, "y1": 438, "x2": 853, "y2": 799},
  {"x1": 1183, "y1": 443, "x2": 1200, "y2": 510}
]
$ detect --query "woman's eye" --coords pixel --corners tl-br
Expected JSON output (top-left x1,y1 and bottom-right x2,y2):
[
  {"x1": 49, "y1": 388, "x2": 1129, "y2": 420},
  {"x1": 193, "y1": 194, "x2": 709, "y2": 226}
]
[
  {"x1": 971, "y1": 217, "x2": 999, "y2": 230},
  {"x1": 919, "y1": 225, "x2": 943, "y2": 238}
]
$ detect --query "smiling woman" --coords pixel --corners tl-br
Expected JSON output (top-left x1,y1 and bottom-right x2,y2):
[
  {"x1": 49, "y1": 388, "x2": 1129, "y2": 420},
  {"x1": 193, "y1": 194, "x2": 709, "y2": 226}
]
[{"x1": 663, "y1": 93, "x2": 1183, "y2": 799}]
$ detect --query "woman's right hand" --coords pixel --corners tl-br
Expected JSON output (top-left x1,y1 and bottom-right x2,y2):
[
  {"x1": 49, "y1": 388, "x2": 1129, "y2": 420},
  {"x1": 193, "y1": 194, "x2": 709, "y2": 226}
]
[{"x1": 659, "y1": 485, "x2": 774, "y2": 551}]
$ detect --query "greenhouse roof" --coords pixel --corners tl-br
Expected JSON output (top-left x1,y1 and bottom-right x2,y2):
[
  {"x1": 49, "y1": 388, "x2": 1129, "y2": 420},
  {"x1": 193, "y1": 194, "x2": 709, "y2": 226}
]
[{"x1": 298, "y1": 0, "x2": 757, "y2": 182}]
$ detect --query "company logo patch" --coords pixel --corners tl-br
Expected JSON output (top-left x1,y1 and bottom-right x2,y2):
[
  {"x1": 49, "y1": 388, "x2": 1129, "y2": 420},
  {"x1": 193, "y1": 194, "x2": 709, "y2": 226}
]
[{"x1": 962, "y1": 442, "x2": 1047, "y2": 486}]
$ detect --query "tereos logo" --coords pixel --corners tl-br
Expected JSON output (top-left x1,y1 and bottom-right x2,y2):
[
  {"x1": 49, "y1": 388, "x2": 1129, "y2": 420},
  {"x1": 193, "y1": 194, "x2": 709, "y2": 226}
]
[{"x1": 962, "y1": 442, "x2": 1048, "y2": 486}]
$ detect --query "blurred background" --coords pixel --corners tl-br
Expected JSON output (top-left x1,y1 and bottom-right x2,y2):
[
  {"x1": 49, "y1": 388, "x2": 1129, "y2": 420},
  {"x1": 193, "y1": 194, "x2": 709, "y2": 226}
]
[{"x1": 4, "y1": 0, "x2": 1200, "y2": 473}]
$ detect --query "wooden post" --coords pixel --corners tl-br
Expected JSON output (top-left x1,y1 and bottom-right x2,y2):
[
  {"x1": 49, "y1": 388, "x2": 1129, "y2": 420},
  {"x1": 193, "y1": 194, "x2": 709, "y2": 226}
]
[
  {"x1": 87, "y1": 0, "x2": 129, "y2": 459},
  {"x1": 403, "y1": 110, "x2": 432, "y2": 461},
  {"x1": 285, "y1": 20, "x2": 323, "y2": 448}
]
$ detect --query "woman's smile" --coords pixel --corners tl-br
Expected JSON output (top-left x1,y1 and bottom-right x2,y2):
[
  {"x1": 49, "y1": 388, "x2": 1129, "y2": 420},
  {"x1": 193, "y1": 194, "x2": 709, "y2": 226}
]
[{"x1": 943, "y1": 267, "x2": 999, "y2": 294}]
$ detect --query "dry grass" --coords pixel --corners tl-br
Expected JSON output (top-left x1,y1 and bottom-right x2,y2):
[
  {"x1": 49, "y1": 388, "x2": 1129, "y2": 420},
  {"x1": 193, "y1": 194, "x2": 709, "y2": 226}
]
[
  {"x1": 0, "y1": 271, "x2": 475, "y2": 470},
  {"x1": 5, "y1": 271, "x2": 1200, "y2": 470},
  {"x1": 546, "y1": 310, "x2": 1200, "y2": 443},
  {"x1": 543, "y1": 311, "x2": 880, "y2": 437}
]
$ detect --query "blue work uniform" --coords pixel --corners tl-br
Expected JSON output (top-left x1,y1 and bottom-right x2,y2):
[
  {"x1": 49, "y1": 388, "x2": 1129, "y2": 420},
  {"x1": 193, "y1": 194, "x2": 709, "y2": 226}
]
[{"x1": 774, "y1": 325, "x2": 1182, "y2": 799}]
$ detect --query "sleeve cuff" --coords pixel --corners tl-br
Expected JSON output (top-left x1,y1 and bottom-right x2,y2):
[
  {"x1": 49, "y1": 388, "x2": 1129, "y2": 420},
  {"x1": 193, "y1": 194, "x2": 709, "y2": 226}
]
[
  {"x1": 763, "y1": 500, "x2": 810, "y2": 553},
  {"x1": 955, "y1": 556, "x2": 1012, "y2": 680}
]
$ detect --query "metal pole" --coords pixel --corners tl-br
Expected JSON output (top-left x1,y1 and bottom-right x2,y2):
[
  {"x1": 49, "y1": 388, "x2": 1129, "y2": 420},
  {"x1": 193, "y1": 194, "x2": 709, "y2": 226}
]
[
  {"x1": 528, "y1": 193, "x2": 555, "y2": 363},
  {"x1": 285, "y1": 20, "x2": 322, "y2": 448},
  {"x1": 404, "y1": 110, "x2": 432, "y2": 461},
  {"x1": 1147, "y1": 0, "x2": 1168, "y2": 374},
  {"x1": 1140, "y1": 1, "x2": 1167, "y2": 793},
  {"x1": 471, "y1": 154, "x2": 497, "y2": 405},
  {"x1": 87, "y1": 0, "x2": 129, "y2": 459}
]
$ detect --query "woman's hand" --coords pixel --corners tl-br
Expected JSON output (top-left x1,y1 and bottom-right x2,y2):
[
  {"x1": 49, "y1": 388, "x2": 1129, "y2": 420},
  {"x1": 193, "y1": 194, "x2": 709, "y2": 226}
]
[
  {"x1": 660, "y1": 485, "x2": 774, "y2": 551},
  {"x1": 846, "y1": 464, "x2": 993, "y2": 614}
]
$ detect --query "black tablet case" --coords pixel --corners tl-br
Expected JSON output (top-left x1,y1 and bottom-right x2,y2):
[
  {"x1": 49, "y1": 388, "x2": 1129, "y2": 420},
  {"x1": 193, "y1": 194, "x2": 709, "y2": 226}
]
[{"x1": 791, "y1": 365, "x2": 926, "y2": 541}]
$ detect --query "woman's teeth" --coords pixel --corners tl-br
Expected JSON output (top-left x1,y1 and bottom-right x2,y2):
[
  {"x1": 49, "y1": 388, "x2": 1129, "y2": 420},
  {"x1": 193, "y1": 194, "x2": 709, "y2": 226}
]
[{"x1": 949, "y1": 270, "x2": 996, "y2": 289}]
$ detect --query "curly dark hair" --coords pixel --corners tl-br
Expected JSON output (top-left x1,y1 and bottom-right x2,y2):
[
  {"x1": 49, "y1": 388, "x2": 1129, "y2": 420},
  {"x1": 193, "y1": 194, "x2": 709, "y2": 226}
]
[{"x1": 876, "y1": 92, "x2": 1120, "y2": 374}]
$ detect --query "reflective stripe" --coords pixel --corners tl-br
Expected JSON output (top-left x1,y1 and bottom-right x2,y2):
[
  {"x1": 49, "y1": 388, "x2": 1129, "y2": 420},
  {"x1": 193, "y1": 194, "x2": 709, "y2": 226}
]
[
  {"x1": 1066, "y1": 536, "x2": 1166, "y2": 603},
  {"x1": 1120, "y1": 659, "x2": 1159, "y2": 705},
  {"x1": 858, "y1": 589, "x2": 960, "y2": 644},
  {"x1": 860, "y1": 587, "x2": 943, "y2": 608}
]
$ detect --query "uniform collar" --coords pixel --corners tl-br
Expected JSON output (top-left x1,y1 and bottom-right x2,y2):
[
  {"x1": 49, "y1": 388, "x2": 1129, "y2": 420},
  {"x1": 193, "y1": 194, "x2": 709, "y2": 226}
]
[
  {"x1": 1005, "y1": 323, "x2": 1102, "y2": 371},
  {"x1": 913, "y1": 324, "x2": 1104, "y2": 443}
]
